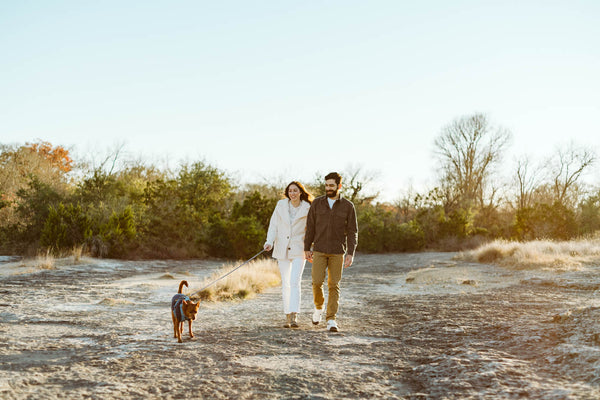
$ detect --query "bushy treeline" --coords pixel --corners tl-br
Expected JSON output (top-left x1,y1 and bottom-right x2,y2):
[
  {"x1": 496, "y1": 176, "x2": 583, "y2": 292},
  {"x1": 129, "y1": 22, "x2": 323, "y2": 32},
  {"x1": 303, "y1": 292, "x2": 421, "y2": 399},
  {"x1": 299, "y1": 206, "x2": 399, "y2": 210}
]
[
  {"x1": 1, "y1": 132, "x2": 600, "y2": 259},
  {"x1": 0, "y1": 142, "x2": 281, "y2": 259},
  {"x1": 0, "y1": 141, "x2": 424, "y2": 259}
]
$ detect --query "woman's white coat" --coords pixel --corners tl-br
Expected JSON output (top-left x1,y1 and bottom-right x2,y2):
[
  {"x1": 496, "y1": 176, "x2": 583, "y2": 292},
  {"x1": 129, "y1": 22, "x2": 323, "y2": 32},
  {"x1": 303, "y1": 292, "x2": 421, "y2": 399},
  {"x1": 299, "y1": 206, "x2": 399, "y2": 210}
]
[{"x1": 265, "y1": 199, "x2": 311, "y2": 260}]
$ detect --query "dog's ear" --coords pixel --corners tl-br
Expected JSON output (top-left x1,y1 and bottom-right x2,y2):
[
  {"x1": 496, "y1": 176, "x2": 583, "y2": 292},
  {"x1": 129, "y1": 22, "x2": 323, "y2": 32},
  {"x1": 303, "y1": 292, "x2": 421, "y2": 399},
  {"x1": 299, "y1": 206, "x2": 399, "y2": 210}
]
[{"x1": 182, "y1": 300, "x2": 189, "y2": 305}]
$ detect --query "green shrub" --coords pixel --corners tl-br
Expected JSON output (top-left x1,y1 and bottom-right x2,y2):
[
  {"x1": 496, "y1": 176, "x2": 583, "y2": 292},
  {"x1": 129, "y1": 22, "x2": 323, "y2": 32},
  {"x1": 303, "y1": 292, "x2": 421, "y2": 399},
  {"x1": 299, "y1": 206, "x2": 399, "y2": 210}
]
[
  {"x1": 41, "y1": 203, "x2": 92, "y2": 252},
  {"x1": 231, "y1": 191, "x2": 278, "y2": 232},
  {"x1": 204, "y1": 214, "x2": 232, "y2": 258},
  {"x1": 357, "y1": 204, "x2": 425, "y2": 253},
  {"x1": 513, "y1": 202, "x2": 577, "y2": 240},
  {"x1": 100, "y1": 206, "x2": 137, "y2": 257},
  {"x1": 227, "y1": 216, "x2": 266, "y2": 259},
  {"x1": 389, "y1": 220, "x2": 425, "y2": 252},
  {"x1": 578, "y1": 194, "x2": 600, "y2": 236},
  {"x1": 16, "y1": 176, "x2": 66, "y2": 248}
]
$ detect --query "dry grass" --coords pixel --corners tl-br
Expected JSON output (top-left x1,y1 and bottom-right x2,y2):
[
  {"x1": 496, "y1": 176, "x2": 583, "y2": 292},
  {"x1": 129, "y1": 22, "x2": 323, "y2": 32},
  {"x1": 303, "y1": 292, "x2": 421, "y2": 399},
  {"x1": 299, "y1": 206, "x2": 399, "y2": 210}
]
[
  {"x1": 20, "y1": 252, "x2": 56, "y2": 270},
  {"x1": 191, "y1": 258, "x2": 281, "y2": 302},
  {"x1": 457, "y1": 239, "x2": 600, "y2": 271},
  {"x1": 10, "y1": 247, "x2": 93, "y2": 274},
  {"x1": 71, "y1": 245, "x2": 83, "y2": 262}
]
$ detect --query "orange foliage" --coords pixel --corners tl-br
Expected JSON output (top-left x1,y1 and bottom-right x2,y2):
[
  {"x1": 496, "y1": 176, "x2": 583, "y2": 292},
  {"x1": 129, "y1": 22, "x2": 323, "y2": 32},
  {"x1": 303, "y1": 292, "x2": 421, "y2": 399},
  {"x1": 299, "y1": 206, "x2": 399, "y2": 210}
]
[{"x1": 26, "y1": 140, "x2": 73, "y2": 173}]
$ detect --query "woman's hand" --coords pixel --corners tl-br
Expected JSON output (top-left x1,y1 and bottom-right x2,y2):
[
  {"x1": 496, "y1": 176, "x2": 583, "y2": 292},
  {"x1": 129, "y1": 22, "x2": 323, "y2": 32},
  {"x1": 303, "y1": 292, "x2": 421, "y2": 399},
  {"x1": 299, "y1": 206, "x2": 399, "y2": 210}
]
[{"x1": 264, "y1": 244, "x2": 273, "y2": 251}]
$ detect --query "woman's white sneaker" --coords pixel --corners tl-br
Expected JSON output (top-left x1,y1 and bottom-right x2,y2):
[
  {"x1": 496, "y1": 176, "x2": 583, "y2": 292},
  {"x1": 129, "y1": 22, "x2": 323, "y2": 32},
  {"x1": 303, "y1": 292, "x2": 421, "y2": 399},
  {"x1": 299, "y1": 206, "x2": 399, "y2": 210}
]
[
  {"x1": 327, "y1": 320, "x2": 339, "y2": 332},
  {"x1": 312, "y1": 308, "x2": 323, "y2": 325}
]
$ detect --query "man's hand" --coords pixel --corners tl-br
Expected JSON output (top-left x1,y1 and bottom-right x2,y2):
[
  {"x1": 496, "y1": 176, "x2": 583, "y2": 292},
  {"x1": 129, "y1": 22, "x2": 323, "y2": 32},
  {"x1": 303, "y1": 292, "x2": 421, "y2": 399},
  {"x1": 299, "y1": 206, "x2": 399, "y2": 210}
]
[
  {"x1": 305, "y1": 251, "x2": 313, "y2": 262},
  {"x1": 264, "y1": 244, "x2": 273, "y2": 251},
  {"x1": 344, "y1": 255, "x2": 353, "y2": 268}
]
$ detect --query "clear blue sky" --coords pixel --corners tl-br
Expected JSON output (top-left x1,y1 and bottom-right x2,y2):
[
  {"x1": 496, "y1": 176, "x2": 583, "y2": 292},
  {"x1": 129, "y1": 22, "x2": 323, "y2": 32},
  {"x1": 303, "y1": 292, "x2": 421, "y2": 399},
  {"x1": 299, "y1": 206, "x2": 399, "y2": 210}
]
[{"x1": 2, "y1": 1, "x2": 599, "y2": 201}]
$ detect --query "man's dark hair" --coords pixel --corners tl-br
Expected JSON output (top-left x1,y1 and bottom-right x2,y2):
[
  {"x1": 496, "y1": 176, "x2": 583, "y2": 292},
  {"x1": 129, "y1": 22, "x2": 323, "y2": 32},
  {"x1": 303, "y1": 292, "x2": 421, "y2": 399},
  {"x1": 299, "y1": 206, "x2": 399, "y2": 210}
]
[{"x1": 325, "y1": 172, "x2": 342, "y2": 185}]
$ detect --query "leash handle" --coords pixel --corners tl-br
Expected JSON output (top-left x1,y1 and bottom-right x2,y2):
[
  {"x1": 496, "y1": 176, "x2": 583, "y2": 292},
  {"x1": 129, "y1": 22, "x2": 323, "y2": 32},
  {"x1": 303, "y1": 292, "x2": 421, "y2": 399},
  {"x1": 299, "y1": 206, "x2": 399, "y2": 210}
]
[{"x1": 189, "y1": 249, "x2": 266, "y2": 297}]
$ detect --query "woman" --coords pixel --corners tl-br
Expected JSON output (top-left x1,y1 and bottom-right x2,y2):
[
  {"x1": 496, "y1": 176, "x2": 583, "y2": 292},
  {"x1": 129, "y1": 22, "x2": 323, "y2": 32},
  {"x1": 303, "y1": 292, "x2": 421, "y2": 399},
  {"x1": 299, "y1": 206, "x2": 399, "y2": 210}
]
[{"x1": 264, "y1": 181, "x2": 313, "y2": 328}]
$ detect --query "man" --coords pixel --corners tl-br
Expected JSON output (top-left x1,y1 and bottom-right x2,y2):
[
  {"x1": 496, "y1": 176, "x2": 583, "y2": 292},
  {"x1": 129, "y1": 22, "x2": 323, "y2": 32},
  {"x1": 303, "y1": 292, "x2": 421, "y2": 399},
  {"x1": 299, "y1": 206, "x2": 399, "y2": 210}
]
[{"x1": 304, "y1": 172, "x2": 358, "y2": 332}]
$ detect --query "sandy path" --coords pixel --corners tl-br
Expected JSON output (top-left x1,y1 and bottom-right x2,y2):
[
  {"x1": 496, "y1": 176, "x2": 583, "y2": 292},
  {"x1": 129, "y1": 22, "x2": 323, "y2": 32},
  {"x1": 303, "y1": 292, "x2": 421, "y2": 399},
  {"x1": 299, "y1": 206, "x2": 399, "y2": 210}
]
[{"x1": 1, "y1": 253, "x2": 600, "y2": 399}]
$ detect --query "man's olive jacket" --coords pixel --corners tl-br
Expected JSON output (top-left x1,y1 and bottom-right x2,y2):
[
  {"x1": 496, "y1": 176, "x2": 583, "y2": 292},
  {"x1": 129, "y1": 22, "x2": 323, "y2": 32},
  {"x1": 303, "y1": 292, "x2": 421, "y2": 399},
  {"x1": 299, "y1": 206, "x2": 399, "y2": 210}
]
[{"x1": 304, "y1": 195, "x2": 358, "y2": 256}]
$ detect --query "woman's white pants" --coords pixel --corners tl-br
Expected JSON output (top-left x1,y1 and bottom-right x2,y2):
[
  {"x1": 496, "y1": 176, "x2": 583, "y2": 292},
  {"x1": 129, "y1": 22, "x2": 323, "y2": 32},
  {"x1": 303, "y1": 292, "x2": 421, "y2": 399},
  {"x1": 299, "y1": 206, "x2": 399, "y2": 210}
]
[{"x1": 278, "y1": 258, "x2": 306, "y2": 314}]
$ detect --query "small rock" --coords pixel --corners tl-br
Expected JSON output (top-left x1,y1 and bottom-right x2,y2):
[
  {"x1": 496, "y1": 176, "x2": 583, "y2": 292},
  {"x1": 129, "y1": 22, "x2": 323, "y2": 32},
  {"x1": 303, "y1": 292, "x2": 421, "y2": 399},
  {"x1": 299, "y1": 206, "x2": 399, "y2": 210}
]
[{"x1": 553, "y1": 311, "x2": 571, "y2": 323}]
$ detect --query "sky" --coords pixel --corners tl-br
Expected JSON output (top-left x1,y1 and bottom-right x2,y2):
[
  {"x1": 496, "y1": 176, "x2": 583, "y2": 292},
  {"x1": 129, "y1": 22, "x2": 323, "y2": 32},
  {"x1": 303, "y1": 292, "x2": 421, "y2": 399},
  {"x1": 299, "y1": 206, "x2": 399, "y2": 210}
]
[{"x1": 2, "y1": 1, "x2": 599, "y2": 202}]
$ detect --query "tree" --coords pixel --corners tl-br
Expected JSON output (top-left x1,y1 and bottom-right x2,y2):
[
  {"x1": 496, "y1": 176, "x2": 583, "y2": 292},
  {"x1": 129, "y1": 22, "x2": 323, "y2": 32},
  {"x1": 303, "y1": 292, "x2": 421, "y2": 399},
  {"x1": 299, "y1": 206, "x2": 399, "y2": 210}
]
[
  {"x1": 513, "y1": 155, "x2": 542, "y2": 211},
  {"x1": 513, "y1": 202, "x2": 577, "y2": 240},
  {"x1": 546, "y1": 142, "x2": 596, "y2": 207},
  {"x1": 231, "y1": 191, "x2": 278, "y2": 232},
  {"x1": 14, "y1": 176, "x2": 66, "y2": 248},
  {"x1": 341, "y1": 164, "x2": 380, "y2": 205},
  {"x1": 0, "y1": 143, "x2": 71, "y2": 232},
  {"x1": 25, "y1": 140, "x2": 73, "y2": 173},
  {"x1": 395, "y1": 184, "x2": 418, "y2": 223},
  {"x1": 177, "y1": 161, "x2": 234, "y2": 217},
  {"x1": 100, "y1": 206, "x2": 137, "y2": 257},
  {"x1": 434, "y1": 113, "x2": 511, "y2": 209},
  {"x1": 308, "y1": 166, "x2": 380, "y2": 205},
  {"x1": 41, "y1": 203, "x2": 92, "y2": 251},
  {"x1": 578, "y1": 191, "x2": 600, "y2": 236},
  {"x1": 357, "y1": 203, "x2": 424, "y2": 252}
]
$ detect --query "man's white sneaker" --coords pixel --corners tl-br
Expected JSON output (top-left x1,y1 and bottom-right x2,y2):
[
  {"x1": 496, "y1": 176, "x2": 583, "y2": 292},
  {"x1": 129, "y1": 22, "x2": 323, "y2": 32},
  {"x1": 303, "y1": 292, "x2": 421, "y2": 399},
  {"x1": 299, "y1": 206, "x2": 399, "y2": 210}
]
[
  {"x1": 312, "y1": 308, "x2": 323, "y2": 325},
  {"x1": 327, "y1": 320, "x2": 339, "y2": 332}
]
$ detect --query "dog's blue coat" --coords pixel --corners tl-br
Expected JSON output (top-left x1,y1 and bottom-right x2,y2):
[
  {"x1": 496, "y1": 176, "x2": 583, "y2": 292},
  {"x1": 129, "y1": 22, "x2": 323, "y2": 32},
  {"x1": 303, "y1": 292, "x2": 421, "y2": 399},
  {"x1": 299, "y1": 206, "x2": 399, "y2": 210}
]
[{"x1": 171, "y1": 293, "x2": 191, "y2": 322}]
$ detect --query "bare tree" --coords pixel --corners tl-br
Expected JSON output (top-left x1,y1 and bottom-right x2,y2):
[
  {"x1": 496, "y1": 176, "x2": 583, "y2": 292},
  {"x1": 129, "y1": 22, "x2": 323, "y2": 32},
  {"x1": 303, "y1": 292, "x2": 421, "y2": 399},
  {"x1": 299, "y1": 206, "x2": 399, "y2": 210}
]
[
  {"x1": 76, "y1": 142, "x2": 128, "y2": 176},
  {"x1": 395, "y1": 183, "x2": 417, "y2": 222},
  {"x1": 546, "y1": 142, "x2": 596, "y2": 207},
  {"x1": 341, "y1": 164, "x2": 381, "y2": 205},
  {"x1": 99, "y1": 142, "x2": 127, "y2": 175},
  {"x1": 434, "y1": 113, "x2": 511, "y2": 209},
  {"x1": 513, "y1": 155, "x2": 543, "y2": 210}
]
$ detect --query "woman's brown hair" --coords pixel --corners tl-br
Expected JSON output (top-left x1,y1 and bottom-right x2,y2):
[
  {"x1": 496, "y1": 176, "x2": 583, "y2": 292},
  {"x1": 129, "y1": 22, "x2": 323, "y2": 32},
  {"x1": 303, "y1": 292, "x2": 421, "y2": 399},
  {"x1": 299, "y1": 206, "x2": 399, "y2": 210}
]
[{"x1": 285, "y1": 181, "x2": 314, "y2": 204}]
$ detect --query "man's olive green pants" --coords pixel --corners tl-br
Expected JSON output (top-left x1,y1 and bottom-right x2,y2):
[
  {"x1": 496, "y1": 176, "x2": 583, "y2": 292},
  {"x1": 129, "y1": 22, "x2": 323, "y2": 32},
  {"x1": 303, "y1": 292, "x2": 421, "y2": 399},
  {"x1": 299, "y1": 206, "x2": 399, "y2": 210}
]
[{"x1": 311, "y1": 251, "x2": 344, "y2": 321}]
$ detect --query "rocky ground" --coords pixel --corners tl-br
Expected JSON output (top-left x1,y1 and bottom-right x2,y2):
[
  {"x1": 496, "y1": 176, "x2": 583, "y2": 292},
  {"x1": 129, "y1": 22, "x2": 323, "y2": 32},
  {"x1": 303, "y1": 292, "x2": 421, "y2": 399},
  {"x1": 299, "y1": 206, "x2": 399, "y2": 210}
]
[{"x1": 1, "y1": 253, "x2": 600, "y2": 399}]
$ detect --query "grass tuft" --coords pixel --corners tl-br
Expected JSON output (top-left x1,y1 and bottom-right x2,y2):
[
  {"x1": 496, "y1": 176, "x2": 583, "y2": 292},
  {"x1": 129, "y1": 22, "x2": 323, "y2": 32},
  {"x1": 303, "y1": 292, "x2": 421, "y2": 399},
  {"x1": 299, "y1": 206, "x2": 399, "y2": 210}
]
[
  {"x1": 34, "y1": 252, "x2": 56, "y2": 270},
  {"x1": 71, "y1": 245, "x2": 84, "y2": 262},
  {"x1": 191, "y1": 258, "x2": 280, "y2": 302},
  {"x1": 457, "y1": 239, "x2": 600, "y2": 271},
  {"x1": 12, "y1": 247, "x2": 95, "y2": 274}
]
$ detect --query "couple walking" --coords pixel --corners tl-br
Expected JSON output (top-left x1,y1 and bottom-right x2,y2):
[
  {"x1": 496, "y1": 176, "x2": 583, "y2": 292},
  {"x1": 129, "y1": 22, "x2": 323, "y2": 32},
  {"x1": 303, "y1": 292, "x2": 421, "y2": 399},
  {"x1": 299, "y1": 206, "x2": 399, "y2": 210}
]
[{"x1": 263, "y1": 172, "x2": 358, "y2": 332}]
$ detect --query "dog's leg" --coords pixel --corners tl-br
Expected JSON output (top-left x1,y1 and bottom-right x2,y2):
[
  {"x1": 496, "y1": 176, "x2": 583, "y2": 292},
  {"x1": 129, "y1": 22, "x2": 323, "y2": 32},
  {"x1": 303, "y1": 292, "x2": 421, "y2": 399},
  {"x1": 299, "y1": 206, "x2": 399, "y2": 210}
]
[
  {"x1": 188, "y1": 320, "x2": 194, "y2": 338},
  {"x1": 172, "y1": 311, "x2": 178, "y2": 339},
  {"x1": 178, "y1": 321, "x2": 183, "y2": 343}
]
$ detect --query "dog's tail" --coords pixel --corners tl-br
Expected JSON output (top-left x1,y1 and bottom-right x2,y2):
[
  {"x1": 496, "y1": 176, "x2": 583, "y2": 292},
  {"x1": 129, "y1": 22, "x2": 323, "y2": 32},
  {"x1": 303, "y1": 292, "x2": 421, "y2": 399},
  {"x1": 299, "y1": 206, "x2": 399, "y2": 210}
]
[{"x1": 178, "y1": 280, "x2": 189, "y2": 294}]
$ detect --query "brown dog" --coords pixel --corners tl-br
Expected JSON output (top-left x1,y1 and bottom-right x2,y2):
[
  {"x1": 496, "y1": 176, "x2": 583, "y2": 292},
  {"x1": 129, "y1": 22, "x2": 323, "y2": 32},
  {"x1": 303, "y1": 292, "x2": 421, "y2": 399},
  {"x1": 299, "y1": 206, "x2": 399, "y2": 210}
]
[{"x1": 171, "y1": 280, "x2": 200, "y2": 343}]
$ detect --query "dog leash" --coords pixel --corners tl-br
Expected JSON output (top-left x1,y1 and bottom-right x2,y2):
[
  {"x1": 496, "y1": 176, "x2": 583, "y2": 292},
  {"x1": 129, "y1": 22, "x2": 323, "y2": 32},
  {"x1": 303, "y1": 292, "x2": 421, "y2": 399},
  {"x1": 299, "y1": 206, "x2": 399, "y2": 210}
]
[{"x1": 189, "y1": 249, "x2": 266, "y2": 297}]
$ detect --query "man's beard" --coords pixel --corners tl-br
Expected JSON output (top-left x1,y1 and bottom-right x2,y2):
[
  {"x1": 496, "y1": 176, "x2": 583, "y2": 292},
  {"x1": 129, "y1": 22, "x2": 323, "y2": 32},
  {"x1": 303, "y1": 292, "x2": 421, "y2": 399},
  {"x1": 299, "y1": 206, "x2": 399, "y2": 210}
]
[{"x1": 326, "y1": 189, "x2": 338, "y2": 198}]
